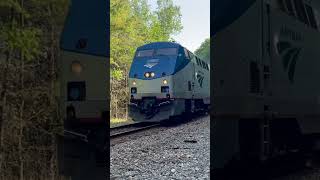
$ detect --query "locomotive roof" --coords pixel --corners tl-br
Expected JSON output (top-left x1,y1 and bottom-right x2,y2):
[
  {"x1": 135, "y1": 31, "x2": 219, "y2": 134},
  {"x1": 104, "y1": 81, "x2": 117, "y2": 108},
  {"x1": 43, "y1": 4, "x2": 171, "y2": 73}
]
[
  {"x1": 137, "y1": 42, "x2": 182, "y2": 50},
  {"x1": 212, "y1": 0, "x2": 256, "y2": 35},
  {"x1": 212, "y1": 0, "x2": 320, "y2": 35},
  {"x1": 60, "y1": 0, "x2": 109, "y2": 57}
]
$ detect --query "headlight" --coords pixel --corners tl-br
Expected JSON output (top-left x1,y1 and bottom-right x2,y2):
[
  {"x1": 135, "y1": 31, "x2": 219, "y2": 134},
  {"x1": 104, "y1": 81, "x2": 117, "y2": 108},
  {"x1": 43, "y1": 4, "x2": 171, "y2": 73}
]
[
  {"x1": 163, "y1": 79, "x2": 168, "y2": 84},
  {"x1": 150, "y1": 72, "x2": 155, "y2": 77},
  {"x1": 145, "y1": 72, "x2": 150, "y2": 78},
  {"x1": 132, "y1": 81, "x2": 136, "y2": 86},
  {"x1": 71, "y1": 61, "x2": 82, "y2": 73}
]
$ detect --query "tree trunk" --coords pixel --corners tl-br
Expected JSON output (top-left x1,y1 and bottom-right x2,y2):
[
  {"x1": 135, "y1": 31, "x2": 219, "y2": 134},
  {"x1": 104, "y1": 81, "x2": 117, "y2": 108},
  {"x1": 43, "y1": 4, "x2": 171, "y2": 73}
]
[
  {"x1": 0, "y1": 6, "x2": 14, "y2": 178},
  {"x1": 19, "y1": 1, "x2": 25, "y2": 179},
  {"x1": 18, "y1": 42, "x2": 25, "y2": 180},
  {"x1": 0, "y1": 50, "x2": 11, "y2": 180},
  {"x1": 48, "y1": 3, "x2": 58, "y2": 180},
  {"x1": 19, "y1": 100, "x2": 24, "y2": 180}
]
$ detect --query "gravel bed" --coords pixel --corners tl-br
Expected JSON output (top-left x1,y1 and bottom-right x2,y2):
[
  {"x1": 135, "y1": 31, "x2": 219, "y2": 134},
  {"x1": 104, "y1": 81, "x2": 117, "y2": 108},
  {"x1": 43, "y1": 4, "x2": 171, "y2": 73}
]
[{"x1": 110, "y1": 116, "x2": 210, "y2": 180}]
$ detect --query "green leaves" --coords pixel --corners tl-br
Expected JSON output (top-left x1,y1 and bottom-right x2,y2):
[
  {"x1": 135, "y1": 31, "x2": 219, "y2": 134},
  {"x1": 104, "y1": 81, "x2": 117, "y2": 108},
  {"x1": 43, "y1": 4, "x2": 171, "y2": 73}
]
[
  {"x1": 155, "y1": 0, "x2": 183, "y2": 39},
  {"x1": 0, "y1": 0, "x2": 30, "y2": 19},
  {"x1": 0, "y1": 0, "x2": 69, "y2": 62},
  {"x1": 195, "y1": 38, "x2": 210, "y2": 61},
  {"x1": 111, "y1": 69, "x2": 124, "y2": 81},
  {"x1": 1, "y1": 24, "x2": 41, "y2": 61}
]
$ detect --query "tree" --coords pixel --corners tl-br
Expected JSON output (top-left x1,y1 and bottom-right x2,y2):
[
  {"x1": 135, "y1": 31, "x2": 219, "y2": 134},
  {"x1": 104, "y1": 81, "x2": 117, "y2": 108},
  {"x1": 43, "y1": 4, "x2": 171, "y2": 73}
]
[
  {"x1": 155, "y1": 0, "x2": 183, "y2": 40},
  {"x1": 195, "y1": 38, "x2": 210, "y2": 61},
  {"x1": 0, "y1": 0, "x2": 69, "y2": 179}
]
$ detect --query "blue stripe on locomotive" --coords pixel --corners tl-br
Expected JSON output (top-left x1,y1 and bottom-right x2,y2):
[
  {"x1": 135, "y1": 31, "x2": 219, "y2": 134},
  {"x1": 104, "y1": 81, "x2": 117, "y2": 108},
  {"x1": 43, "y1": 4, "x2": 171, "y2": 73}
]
[
  {"x1": 60, "y1": 0, "x2": 109, "y2": 57},
  {"x1": 129, "y1": 42, "x2": 190, "y2": 80}
]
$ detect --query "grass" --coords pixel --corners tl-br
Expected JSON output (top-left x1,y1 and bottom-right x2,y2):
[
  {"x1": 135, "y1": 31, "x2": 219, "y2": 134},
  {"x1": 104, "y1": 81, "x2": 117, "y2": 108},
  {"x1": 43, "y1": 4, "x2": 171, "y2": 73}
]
[{"x1": 110, "y1": 118, "x2": 133, "y2": 128}]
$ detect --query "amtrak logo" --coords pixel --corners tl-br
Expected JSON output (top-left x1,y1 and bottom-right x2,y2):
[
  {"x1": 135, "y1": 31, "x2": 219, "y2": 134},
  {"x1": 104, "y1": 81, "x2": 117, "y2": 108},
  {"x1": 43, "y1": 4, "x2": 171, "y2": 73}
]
[
  {"x1": 144, "y1": 59, "x2": 159, "y2": 68},
  {"x1": 76, "y1": 38, "x2": 87, "y2": 49},
  {"x1": 196, "y1": 71, "x2": 204, "y2": 88},
  {"x1": 144, "y1": 63, "x2": 157, "y2": 68},
  {"x1": 276, "y1": 41, "x2": 301, "y2": 83}
]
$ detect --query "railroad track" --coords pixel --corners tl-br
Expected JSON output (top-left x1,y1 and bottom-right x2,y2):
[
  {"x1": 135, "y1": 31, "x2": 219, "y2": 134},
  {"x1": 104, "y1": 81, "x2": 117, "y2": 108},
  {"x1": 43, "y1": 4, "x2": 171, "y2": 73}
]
[{"x1": 110, "y1": 122, "x2": 160, "y2": 138}]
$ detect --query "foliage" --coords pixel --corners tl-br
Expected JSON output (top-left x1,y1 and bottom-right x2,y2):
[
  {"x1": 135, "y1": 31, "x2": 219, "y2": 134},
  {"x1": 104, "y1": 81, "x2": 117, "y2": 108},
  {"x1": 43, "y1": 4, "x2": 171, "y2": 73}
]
[
  {"x1": 110, "y1": 118, "x2": 132, "y2": 128},
  {"x1": 0, "y1": 0, "x2": 69, "y2": 179},
  {"x1": 110, "y1": 0, "x2": 182, "y2": 119},
  {"x1": 155, "y1": 0, "x2": 183, "y2": 40},
  {"x1": 1, "y1": 24, "x2": 41, "y2": 61},
  {"x1": 194, "y1": 38, "x2": 210, "y2": 61}
]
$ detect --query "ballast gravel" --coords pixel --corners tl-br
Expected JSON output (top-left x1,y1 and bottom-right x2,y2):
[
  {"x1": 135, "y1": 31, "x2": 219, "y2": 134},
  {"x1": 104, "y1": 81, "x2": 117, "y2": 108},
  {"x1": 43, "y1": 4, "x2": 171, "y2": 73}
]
[{"x1": 110, "y1": 116, "x2": 210, "y2": 180}]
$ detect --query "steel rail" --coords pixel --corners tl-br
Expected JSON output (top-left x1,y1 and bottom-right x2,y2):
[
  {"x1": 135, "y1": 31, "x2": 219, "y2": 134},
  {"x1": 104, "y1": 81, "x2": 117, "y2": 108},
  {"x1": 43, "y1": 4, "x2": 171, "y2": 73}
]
[{"x1": 110, "y1": 123, "x2": 160, "y2": 138}]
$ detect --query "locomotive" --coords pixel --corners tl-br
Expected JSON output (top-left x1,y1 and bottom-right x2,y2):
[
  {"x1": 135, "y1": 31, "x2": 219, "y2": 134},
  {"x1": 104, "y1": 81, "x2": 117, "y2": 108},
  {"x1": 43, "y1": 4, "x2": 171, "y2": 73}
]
[
  {"x1": 213, "y1": 0, "x2": 320, "y2": 171},
  {"x1": 128, "y1": 42, "x2": 210, "y2": 122},
  {"x1": 59, "y1": 0, "x2": 109, "y2": 128},
  {"x1": 57, "y1": 0, "x2": 109, "y2": 177}
]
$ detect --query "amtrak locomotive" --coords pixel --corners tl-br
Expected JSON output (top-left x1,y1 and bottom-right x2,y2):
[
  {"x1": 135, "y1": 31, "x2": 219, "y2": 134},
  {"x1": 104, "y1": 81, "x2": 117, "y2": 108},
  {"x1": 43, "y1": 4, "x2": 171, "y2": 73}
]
[
  {"x1": 128, "y1": 42, "x2": 210, "y2": 122},
  {"x1": 57, "y1": 0, "x2": 108, "y2": 178},
  {"x1": 59, "y1": 0, "x2": 108, "y2": 128},
  {"x1": 213, "y1": 0, "x2": 320, "y2": 172}
]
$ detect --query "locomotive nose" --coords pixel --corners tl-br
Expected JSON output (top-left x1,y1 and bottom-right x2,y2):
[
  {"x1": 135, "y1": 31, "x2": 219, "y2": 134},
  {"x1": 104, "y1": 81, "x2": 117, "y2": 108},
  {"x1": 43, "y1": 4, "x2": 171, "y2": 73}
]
[{"x1": 129, "y1": 76, "x2": 172, "y2": 100}]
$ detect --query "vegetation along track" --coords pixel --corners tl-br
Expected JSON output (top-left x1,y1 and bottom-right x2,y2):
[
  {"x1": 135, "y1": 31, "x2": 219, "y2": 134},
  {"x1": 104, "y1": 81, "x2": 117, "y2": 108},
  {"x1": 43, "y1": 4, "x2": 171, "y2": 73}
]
[{"x1": 110, "y1": 122, "x2": 160, "y2": 139}]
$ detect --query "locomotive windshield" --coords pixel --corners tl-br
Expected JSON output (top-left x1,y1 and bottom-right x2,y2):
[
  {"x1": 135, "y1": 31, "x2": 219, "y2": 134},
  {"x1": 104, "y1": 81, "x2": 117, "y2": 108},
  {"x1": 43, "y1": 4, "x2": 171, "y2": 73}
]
[
  {"x1": 136, "y1": 49, "x2": 154, "y2": 57},
  {"x1": 136, "y1": 48, "x2": 177, "y2": 58},
  {"x1": 155, "y1": 48, "x2": 177, "y2": 56}
]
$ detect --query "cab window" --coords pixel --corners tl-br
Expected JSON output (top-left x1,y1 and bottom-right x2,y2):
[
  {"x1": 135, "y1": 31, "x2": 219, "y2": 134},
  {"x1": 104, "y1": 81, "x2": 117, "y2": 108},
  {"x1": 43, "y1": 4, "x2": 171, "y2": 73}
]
[
  {"x1": 155, "y1": 48, "x2": 177, "y2": 56},
  {"x1": 136, "y1": 49, "x2": 154, "y2": 57},
  {"x1": 184, "y1": 48, "x2": 190, "y2": 59}
]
